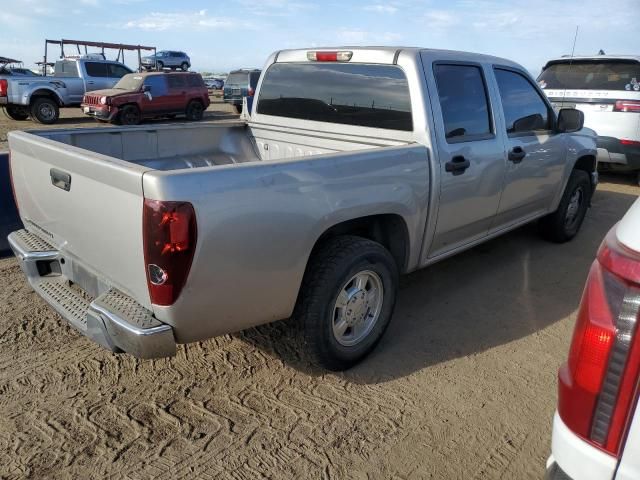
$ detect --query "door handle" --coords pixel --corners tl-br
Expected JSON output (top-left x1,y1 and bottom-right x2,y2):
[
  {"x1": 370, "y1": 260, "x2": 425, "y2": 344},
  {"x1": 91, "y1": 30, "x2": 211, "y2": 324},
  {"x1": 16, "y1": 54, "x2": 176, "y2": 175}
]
[
  {"x1": 508, "y1": 146, "x2": 526, "y2": 163},
  {"x1": 87, "y1": 81, "x2": 95, "y2": 84},
  {"x1": 50, "y1": 168, "x2": 71, "y2": 191},
  {"x1": 445, "y1": 155, "x2": 471, "y2": 175}
]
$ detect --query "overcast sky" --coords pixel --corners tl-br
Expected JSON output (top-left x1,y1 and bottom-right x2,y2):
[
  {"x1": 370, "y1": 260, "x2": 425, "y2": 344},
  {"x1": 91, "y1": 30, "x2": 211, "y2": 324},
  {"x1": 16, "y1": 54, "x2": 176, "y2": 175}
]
[{"x1": 1, "y1": 0, "x2": 639, "y2": 74}]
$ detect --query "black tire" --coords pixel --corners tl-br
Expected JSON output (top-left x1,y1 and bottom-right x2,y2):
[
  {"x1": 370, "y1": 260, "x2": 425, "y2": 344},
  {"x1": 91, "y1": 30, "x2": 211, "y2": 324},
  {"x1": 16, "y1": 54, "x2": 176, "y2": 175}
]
[
  {"x1": 180, "y1": 62, "x2": 189, "y2": 71},
  {"x1": 539, "y1": 169, "x2": 591, "y2": 243},
  {"x1": 30, "y1": 97, "x2": 59, "y2": 124},
  {"x1": 119, "y1": 104, "x2": 141, "y2": 125},
  {"x1": 4, "y1": 105, "x2": 29, "y2": 121},
  {"x1": 292, "y1": 235, "x2": 399, "y2": 371},
  {"x1": 156, "y1": 61, "x2": 164, "y2": 70},
  {"x1": 185, "y1": 100, "x2": 204, "y2": 121},
  {"x1": 234, "y1": 104, "x2": 242, "y2": 114}
]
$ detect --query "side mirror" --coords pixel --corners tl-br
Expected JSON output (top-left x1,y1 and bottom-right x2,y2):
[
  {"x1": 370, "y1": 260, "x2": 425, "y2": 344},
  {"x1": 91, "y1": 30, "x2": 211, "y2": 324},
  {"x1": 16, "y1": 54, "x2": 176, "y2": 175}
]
[
  {"x1": 557, "y1": 108, "x2": 584, "y2": 133},
  {"x1": 512, "y1": 113, "x2": 545, "y2": 133}
]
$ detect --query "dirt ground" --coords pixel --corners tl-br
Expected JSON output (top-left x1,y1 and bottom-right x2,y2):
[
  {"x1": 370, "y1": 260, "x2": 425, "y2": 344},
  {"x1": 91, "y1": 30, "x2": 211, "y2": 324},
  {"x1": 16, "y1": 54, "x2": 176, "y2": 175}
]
[
  {"x1": 0, "y1": 93, "x2": 237, "y2": 151},
  {"x1": 0, "y1": 117, "x2": 638, "y2": 479}
]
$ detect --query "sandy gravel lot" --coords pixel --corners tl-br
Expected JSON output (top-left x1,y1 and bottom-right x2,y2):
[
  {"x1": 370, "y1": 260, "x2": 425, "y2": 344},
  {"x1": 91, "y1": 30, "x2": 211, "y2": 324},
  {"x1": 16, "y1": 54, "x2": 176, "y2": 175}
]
[{"x1": 0, "y1": 124, "x2": 638, "y2": 479}]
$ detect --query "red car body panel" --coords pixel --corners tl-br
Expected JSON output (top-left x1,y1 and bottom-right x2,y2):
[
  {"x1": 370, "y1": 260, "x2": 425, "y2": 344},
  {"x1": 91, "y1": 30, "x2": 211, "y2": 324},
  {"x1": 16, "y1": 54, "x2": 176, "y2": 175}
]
[{"x1": 81, "y1": 72, "x2": 209, "y2": 123}]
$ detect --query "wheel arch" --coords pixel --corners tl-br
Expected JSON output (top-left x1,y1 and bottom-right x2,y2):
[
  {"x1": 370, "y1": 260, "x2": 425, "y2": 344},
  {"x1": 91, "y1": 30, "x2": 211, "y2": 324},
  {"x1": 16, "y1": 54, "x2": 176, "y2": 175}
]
[
  {"x1": 29, "y1": 88, "x2": 63, "y2": 106},
  {"x1": 310, "y1": 214, "x2": 410, "y2": 274}
]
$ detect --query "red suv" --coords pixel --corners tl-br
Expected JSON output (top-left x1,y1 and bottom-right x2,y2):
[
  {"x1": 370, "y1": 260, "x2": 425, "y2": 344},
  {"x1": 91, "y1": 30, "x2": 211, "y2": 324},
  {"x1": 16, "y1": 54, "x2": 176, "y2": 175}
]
[{"x1": 81, "y1": 71, "x2": 210, "y2": 125}]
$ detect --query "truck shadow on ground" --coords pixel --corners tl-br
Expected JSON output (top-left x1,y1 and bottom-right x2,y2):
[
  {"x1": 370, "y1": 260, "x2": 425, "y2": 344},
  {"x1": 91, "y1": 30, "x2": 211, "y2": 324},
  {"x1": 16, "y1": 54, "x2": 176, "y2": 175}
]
[{"x1": 238, "y1": 184, "x2": 639, "y2": 383}]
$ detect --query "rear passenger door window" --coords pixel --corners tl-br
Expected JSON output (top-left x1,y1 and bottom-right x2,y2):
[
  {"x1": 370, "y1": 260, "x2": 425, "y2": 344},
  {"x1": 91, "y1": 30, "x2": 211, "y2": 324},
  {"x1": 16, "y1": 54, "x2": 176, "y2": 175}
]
[
  {"x1": 167, "y1": 75, "x2": 187, "y2": 90},
  {"x1": 85, "y1": 62, "x2": 109, "y2": 78},
  {"x1": 494, "y1": 69, "x2": 552, "y2": 134},
  {"x1": 433, "y1": 64, "x2": 493, "y2": 142}
]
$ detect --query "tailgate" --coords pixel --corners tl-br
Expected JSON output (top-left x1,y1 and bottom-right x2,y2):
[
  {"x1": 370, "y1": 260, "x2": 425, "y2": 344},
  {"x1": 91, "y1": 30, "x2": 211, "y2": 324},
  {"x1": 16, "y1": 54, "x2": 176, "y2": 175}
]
[{"x1": 8, "y1": 130, "x2": 152, "y2": 308}]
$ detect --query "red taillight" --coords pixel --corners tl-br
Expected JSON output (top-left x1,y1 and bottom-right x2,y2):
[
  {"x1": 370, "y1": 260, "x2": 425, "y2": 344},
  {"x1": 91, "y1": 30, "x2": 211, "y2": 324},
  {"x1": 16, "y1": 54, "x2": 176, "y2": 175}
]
[
  {"x1": 248, "y1": 87, "x2": 255, "y2": 97},
  {"x1": 614, "y1": 100, "x2": 640, "y2": 113},
  {"x1": 143, "y1": 199, "x2": 197, "y2": 306},
  {"x1": 0, "y1": 79, "x2": 7, "y2": 97},
  {"x1": 621, "y1": 139, "x2": 640, "y2": 147},
  {"x1": 558, "y1": 228, "x2": 640, "y2": 457}
]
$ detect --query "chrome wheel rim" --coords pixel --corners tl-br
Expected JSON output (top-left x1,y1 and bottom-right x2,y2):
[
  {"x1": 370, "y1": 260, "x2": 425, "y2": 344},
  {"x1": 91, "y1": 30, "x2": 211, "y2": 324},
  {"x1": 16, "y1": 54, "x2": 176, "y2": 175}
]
[
  {"x1": 565, "y1": 187, "x2": 583, "y2": 228},
  {"x1": 332, "y1": 270, "x2": 384, "y2": 347}
]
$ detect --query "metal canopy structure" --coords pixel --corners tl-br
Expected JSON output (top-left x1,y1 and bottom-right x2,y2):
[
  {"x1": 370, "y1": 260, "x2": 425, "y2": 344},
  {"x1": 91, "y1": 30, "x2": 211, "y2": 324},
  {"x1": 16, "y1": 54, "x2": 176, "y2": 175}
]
[
  {"x1": 42, "y1": 39, "x2": 156, "y2": 75},
  {"x1": 0, "y1": 56, "x2": 21, "y2": 65}
]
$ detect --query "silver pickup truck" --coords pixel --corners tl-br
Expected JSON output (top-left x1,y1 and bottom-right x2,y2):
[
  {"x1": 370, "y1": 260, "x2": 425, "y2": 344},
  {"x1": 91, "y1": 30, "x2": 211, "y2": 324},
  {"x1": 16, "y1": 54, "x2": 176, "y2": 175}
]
[
  {"x1": 7, "y1": 47, "x2": 597, "y2": 370},
  {"x1": 0, "y1": 57, "x2": 132, "y2": 124}
]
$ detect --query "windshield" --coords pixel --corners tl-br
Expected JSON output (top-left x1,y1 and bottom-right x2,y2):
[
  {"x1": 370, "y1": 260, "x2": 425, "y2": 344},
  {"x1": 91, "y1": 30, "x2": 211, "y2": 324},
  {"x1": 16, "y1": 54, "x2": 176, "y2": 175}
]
[
  {"x1": 114, "y1": 73, "x2": 144, "y2": 91},
  {"x1": 537, "y1": 60, "x2": 640, "y2": 91}
]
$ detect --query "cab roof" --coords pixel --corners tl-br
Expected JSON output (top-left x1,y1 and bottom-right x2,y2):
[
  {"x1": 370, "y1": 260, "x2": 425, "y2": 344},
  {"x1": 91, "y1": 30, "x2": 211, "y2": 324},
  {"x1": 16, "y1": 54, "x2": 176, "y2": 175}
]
[{"x1": 273, "y1": 46, "x2": 523, "y2": 69}]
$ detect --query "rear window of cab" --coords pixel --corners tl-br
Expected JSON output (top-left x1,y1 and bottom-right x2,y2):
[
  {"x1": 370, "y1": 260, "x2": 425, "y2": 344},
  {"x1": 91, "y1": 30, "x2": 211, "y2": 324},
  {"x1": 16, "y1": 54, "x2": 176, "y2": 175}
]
[{"x1": 257, "y1": 63, "x2": 413, "y2": 131}]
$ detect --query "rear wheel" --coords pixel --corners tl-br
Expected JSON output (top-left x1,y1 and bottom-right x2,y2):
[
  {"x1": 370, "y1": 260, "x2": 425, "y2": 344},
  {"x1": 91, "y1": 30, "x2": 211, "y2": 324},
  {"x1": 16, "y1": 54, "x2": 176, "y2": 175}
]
[
  {"x1": 234, "y1": 104, "x2": 242, "y2": 114},
  {"x1": 119, "y1": 104, "x2": 141, "y2": 125},
  {"x1": 30, "y1": 97, "x2": 59, "y2": 124},
  {"x1": 180, "y1": 62, "x2": 189, "y2": 71},
  {"x1": 185, "y1": 100, "x2": 204, "y2": 121},
  {"x1": 539, "y1": 169, "x2": 591, "y2": 243},
  {"x1": 292, "y1": 236, "x2": 399, "y2": 371},
  {"x1": 156, "y1": 61, "x2": 164, "y2": 70},
  {"x1": 4, "y1": 105, "x2": 29, "y2": 121}
]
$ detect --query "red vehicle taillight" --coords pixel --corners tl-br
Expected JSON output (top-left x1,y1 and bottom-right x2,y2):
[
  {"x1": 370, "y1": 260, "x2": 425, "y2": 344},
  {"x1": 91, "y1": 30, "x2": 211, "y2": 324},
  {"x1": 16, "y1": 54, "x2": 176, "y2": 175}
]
[
  {"x1": 558, "y1": 228, "x2": 640, "y2": 457},
  {"x1": 248, "y1": 87, "x2": 255, "y2": 97},
  {"x1": 143, "y1": 199, "x2": 197, "y2": 306},
  {"x1": 0, "y1": 79, "x2": 8, "y2": 97},
  {"x1": 614, "y1": 100, "x2": 640, "y2": 113}
]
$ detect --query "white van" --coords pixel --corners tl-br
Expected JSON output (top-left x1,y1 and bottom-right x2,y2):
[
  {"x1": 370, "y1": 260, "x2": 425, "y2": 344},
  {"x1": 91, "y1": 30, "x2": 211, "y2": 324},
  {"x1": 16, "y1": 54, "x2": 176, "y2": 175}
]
[{"x1": 538, "y1": 55, "x2": 640, "y2": 184}]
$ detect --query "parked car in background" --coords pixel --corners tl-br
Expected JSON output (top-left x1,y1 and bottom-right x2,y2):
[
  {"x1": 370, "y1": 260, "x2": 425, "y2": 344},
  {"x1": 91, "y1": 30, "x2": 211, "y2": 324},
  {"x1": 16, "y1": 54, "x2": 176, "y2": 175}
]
[
  {"x1": 81, "y1": 71, "x2": 209, "y2": 125},
  {"x1": 205, "y1": 78, "x2": 224, "y2": 90},
  {"x1": 223, "y1": 68, "x2": 260, "y2": 113},
  {"x1": 538, "y1": 55, "x2": 640, "y2": 185},
  {"x1": 546, "y1": 197, "x2": 640, "y2": 480},
  {"x1": 8, "y1": 47, "x2": 596, "y2": 370},
  {"x1": 0, "y1": 57, "x2": 132, "y2": 124},
  {"x1": 141, "y1": 51, "x2": 191, "y2": 71}
]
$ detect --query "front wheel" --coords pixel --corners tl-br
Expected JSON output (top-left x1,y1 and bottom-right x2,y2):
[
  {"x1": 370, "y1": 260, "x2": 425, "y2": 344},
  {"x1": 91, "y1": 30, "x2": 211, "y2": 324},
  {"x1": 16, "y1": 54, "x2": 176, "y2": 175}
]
[
  {"x1": 539, "y1": 169, "x2": 591, "y2": 243},
  {"x1": 30, "y1": 97, "x2": 59, "y2": 124},
  {"x1": 4, "y1": 105, "x2": 29, "y2": 121},
  {"x1": 293, "y1": 236, "x2": 399, "y2": 371},
  {"x1": 185, "y1": 100, "x2": 204, "y2": 121},
  {"x1": 180, "y1": 62, "x2": 189, "y2": 71},
  {"x1": 119, "y1": 104, "x2": 141, "y2": 125}
]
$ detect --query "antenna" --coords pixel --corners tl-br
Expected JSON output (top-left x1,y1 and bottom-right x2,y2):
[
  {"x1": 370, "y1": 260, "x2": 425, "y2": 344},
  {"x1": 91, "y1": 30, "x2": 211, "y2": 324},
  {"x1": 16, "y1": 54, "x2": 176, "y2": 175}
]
[{"x1": 561, "y1": 26, "x2": 579, "y2": 108}]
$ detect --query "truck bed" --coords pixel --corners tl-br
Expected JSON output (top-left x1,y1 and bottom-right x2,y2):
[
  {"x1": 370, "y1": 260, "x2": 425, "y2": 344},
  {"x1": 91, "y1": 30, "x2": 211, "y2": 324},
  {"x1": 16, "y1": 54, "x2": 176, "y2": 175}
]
[{"x1": 32, "y1": 121, "x2": 412, "y2": 170}]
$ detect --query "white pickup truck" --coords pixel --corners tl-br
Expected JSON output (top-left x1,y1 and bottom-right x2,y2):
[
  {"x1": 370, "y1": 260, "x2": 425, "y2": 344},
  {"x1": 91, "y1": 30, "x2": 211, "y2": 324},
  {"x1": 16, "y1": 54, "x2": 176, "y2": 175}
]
[{"x1": 8, "y1": 47, "x2": 597, "y2": 370}]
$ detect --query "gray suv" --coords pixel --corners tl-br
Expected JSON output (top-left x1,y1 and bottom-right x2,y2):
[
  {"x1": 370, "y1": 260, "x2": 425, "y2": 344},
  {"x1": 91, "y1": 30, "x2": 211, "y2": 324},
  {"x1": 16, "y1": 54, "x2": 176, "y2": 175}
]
[{"x1": 142, "y1": 51, "x2": 191, "y2": 71}]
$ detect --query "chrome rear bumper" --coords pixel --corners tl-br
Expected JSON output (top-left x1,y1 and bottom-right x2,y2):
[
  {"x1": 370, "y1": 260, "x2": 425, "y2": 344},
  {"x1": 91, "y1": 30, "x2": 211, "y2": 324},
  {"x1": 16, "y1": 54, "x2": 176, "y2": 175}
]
[{"x1": 8, "y1": 229, "x2": 176, "y2": 358}]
